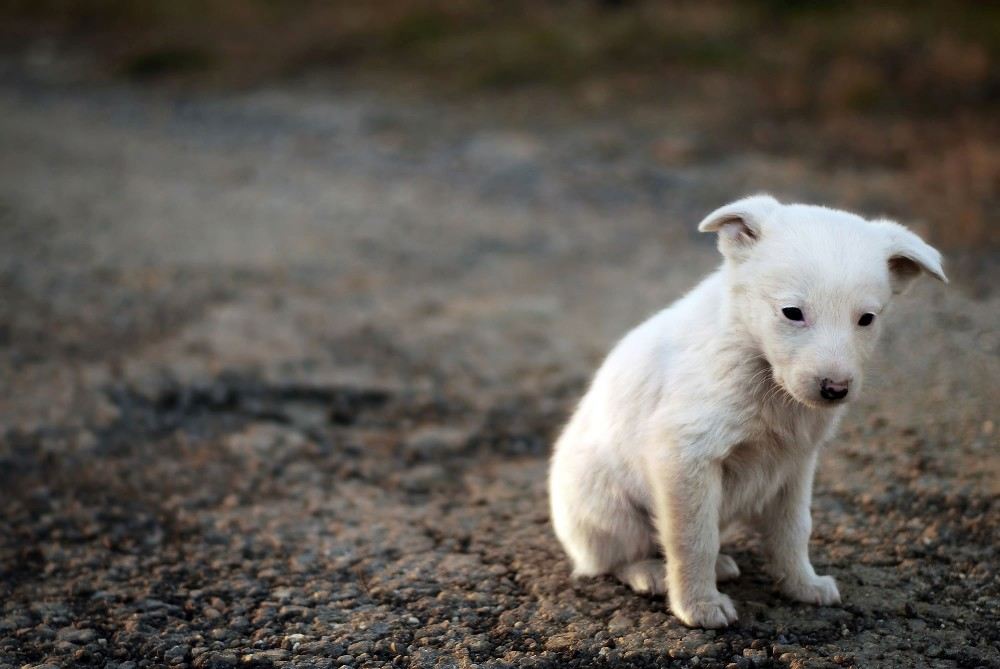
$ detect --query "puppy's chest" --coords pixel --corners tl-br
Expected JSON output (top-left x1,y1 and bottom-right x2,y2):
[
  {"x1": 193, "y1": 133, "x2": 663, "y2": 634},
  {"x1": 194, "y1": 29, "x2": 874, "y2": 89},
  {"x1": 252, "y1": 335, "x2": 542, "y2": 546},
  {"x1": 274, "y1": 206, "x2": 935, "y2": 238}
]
[{"x1": 719, "y1": 414, "x2": 824, "y2": 518}]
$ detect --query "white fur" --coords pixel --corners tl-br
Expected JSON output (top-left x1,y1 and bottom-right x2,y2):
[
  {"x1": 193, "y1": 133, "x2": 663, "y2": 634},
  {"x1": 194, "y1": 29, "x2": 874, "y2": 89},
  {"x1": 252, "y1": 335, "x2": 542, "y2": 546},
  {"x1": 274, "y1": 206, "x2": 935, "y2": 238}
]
[{"x1": 548, "y1": 195, "x2": 945, "y2": 628}]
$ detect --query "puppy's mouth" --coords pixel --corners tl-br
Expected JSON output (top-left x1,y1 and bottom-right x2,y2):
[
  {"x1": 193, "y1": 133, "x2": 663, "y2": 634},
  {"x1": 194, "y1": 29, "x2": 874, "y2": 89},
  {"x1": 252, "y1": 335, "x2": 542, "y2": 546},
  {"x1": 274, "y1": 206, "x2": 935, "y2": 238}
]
[
  {"x1": 765, "y1": 367, "x2": 825, "y2": 409},
  {"x1": 752, "y1": 360, "x2": 840, "y2": 410},
  {"x1": 786, "y1": 381, "x2": 850, "y2": 410},
  {"x1": 774, "y1": 379, "x2": 812, "y2": 407},
  {"x1": 752, "y1": 360, "x2": 799, "y2": 406}
]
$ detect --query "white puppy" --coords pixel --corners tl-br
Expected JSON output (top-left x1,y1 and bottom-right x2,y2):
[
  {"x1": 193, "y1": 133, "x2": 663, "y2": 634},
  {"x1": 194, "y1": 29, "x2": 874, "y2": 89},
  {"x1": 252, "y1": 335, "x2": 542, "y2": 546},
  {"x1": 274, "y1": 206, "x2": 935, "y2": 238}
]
[{"x1": 548, "y1": 195, "x2": 946, "y2": 628}]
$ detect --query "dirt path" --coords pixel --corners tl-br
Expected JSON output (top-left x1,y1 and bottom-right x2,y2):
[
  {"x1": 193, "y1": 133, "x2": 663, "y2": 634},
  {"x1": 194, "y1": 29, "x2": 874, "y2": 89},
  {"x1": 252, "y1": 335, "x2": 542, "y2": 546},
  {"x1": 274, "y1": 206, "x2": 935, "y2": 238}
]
[{"x1": 1, "y1": 69, "x2": 997, "y2": 669}]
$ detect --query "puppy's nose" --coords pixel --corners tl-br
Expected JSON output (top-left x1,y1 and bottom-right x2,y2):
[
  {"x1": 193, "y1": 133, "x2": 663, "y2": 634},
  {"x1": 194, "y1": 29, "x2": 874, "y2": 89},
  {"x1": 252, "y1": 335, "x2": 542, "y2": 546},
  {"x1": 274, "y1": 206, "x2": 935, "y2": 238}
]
[{"x1": 820, "y1": 378, "x2": 850, "y2": 401}]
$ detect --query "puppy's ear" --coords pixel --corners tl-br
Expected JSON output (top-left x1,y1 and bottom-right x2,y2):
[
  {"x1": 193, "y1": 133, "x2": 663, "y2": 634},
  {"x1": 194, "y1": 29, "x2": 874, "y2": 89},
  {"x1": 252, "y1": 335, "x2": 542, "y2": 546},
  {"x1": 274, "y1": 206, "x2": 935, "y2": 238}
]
[
  {"x1": 698, "y1": 195, "x2": 780, "y2": 259},
  {"x1": 872, "y1": 219, "x2": 948, "y2": 294}
]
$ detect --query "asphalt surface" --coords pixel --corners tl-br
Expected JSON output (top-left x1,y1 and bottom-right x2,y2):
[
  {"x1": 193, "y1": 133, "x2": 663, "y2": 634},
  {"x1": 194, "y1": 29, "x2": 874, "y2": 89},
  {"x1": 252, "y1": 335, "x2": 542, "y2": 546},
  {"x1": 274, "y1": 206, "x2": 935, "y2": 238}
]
[{"x1": 1, "y1": 66, "x2": 998, "y2": 669}]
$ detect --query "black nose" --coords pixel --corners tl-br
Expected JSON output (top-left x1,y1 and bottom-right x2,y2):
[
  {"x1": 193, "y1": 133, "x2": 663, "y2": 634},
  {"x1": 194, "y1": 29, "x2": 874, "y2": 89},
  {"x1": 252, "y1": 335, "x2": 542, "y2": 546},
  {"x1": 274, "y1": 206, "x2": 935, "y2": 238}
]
[{"x1": 820, "y1": 378, "x2": 849, "y2": 401}]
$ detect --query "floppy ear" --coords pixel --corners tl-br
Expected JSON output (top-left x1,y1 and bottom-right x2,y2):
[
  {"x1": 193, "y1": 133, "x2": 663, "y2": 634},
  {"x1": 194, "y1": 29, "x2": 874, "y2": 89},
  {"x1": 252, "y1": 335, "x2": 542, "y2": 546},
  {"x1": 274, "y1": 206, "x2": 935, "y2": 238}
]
[
  {"x1": 698, "y1": 194, "x2": 780, "y2": 259},
  {"x1": 872, "y1": 218, "x2": 948, "y2": 294}
]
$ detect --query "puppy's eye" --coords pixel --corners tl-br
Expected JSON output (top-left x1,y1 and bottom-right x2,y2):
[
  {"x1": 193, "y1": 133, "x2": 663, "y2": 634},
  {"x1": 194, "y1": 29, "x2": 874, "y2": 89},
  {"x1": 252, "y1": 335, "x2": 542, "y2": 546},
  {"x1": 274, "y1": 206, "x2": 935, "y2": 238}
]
[
  {"x1": 858, "y1": 313, "x2": 875, "y2": 327},
  {"x1": 781, "y1": 307, "x2": 805, "y2": 322}
]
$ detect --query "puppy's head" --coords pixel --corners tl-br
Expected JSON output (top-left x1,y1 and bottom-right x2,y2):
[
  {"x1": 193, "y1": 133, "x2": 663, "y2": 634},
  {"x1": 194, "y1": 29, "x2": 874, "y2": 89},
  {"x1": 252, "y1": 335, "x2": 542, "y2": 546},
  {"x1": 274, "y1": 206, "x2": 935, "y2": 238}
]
[{"x1": 699, "y1": 195, "x2": 947, "y2": 408}]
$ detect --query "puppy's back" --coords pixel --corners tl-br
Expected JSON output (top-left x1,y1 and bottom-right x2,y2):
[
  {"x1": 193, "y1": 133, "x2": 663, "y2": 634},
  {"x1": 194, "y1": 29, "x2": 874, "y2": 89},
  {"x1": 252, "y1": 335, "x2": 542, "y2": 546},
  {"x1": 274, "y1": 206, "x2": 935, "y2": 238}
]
[{"x1": 558, "y1": 269, "x2": 727, "y2": 456}]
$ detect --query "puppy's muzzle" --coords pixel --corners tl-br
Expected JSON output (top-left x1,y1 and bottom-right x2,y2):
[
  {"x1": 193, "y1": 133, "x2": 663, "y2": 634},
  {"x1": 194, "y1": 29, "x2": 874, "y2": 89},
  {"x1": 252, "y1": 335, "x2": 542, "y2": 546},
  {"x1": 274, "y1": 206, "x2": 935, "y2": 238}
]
[{"x1": 819, "y1": 378, "x2": 849, "y2": 401}]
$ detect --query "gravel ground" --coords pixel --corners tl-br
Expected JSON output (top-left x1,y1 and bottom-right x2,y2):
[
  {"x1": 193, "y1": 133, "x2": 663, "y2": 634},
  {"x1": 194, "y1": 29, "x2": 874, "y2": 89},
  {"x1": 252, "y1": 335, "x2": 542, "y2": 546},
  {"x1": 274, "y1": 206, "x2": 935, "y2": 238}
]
[{"x1": 0, "y1": 63, "x2": 998, "y2": 669}]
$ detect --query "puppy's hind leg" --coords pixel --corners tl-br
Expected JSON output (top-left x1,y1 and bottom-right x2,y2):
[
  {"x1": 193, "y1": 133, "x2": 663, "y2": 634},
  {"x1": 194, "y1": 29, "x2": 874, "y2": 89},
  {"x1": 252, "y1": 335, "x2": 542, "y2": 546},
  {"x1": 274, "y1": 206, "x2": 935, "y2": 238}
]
[
  {"x1": 616, "y1": 559, "x2": 666, "y2": 594},
  {"x1": 616, "y1": 552, "x2": 738, "y2": 595},
  {"x1": 550, "y1": 442, "x2": 657, "y2": 581},
  {"x1": 562, "y1": 505, "x2": 657, "y2": 581},
  {"x1": 715, "y1": 553, "x2": 741, "y2": 582}
]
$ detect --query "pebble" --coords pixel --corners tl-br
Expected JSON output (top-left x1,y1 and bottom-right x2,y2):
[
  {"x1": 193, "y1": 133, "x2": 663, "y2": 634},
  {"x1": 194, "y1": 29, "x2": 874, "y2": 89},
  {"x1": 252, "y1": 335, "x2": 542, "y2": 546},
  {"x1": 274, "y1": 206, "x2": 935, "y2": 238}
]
[
  {"x1": 195, "y1": 652, "x2": 237, "y2": 668},
  {"x1": 399, "y1": 464, "x2": 449, "y2": 492},
  {"x1": 743, "y1": 648, "x2": 768, "y2": 667},
  {"x1": 164, "y1": 644, "x2": 190, "y2": 664},
  {"x1": 278, "y1": 604, "x2": 313, "y2": 620},
  {"x1": 57, "y1": 628, "x2": 97, "y2": 644},
  {"x1": 466, "y1": 634, "x2": 491, "y2": 653},
  {"x1": 34, "y1": 625, "x2": 56, "y2": 640},
  {"x1": 347, "y1": 640, "x2": 372, "y2": 655},
  {"x1": 544, "y1": 632, "x2": 576, "y2": 651},
  {"x1": 607, "y1": 614, "x2": 633, "y2": 634},
  {"x1": 696, "y1": 642, "x2": 727, "y2": 658},
  {"x1": 403, "y1": 426, "x2": 471, "y2": 456}
]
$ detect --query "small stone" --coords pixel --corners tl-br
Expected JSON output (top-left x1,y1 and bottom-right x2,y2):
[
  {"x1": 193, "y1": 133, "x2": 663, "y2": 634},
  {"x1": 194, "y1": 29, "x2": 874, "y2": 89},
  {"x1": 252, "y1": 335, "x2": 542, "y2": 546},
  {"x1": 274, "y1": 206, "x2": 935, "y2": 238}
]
[
  {"x1": 241, "y1": 650, "x2": 289, "y2": 665},
  {"x1": 197, "y1": 652, "x2": 237, "y2": 668},
  {"x1": 336, "y1": 655, "x2": 355, "y2": 666},
  {"x1": 696, "y1": 642, "x2": 727, "y2": 658},
  {"x1": 544, "y1": 632, "x2": 576, "y2": 651},
  {"x1": 259, "y1": 649, "x2": 291, "y2": 661},
  {"x1": 607, "y1": 614, "x2": 633, "y2": 634},
  {"x1": 57, "y1": 627, "x2": 97, "y2": 644},
  {"x1": 165, "y1": 644, "x2": 190, "y2": 664},
  {"x1": 399, "y1": 464, "x2": 449, "y2": 492},
  {"x1": 403, "y1": 426, "x2": 471, "y2": 456},
  {"x1": 467, "y1": 634, "x2": 491, "y2": 653},
  {"x1": 282, "y1": 633, "x2": 307, "y2": 650},
  {"x1": 34, "y1": 625, "x2": 56, "y2": 640},
  {"x1": 279, "y1": 604, "x2": 312, "y2": 620},
  {"x1": 229, "y1": 616, "x2": 250, "y2": 631},
  {"x1": 347, "y1": 640, "x2": 371, "y2": 655}
]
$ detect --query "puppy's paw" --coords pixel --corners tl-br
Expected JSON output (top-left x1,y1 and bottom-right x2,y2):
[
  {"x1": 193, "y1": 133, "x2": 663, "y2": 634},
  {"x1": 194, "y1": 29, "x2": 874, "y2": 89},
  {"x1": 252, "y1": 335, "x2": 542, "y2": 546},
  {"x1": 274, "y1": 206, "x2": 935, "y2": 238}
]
[
  {"x1": 672, "y1": 592, "x2": 738, "y2": 628},
  {"x1": 715, "y1": 553, "x2": 740, "y2": 582},
  {"x1": 615, "y1": 559, "x2": 666, "y2": 595},
  {"x1": 781, "y1": 574, "x2": 841, "y2": 606}
]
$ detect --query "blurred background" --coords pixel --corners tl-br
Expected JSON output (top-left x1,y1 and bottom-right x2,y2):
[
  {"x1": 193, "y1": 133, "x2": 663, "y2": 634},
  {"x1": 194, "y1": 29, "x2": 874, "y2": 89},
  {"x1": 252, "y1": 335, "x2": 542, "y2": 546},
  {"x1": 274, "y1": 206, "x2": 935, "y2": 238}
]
[
  {"x1": 1, "y1": 2, "x2": 997, "y2": 668},
  {"x1": 3, "y1": 1, "x2": 998, "y2": 252}
]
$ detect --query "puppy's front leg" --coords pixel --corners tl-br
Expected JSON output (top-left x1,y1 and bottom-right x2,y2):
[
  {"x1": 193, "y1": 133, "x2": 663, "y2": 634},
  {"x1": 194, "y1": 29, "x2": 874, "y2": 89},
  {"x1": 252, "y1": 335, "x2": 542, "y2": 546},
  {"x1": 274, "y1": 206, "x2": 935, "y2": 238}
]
[
  {"x1": 761, "y1": 452, "x2": 840, "y2": 606},
  {"x1": 650, "y1": 452, "x2": 737, "y2": 628}
]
